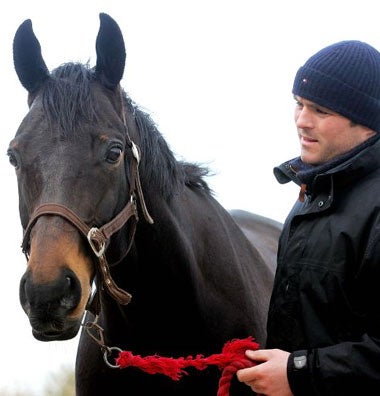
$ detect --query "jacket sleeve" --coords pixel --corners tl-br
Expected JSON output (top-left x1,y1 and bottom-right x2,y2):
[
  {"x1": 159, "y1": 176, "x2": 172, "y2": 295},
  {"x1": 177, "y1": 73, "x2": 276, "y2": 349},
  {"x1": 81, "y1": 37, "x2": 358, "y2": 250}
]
[{"x1": 288, "y1": 336, "x2": 380, "y2": 395}]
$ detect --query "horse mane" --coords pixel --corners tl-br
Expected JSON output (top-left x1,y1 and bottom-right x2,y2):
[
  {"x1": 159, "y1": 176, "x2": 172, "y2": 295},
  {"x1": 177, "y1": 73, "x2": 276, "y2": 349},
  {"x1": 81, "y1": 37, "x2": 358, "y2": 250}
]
[{"x1": 41, "y1": 62, "x2": 212, "y2": 198}]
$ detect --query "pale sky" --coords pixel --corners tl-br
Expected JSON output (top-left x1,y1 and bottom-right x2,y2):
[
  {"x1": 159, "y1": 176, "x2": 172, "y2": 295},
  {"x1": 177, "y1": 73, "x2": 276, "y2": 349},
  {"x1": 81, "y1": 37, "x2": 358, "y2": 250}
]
[{"x1": 1, "y1": 0, "x2": 380, "y2": 393}]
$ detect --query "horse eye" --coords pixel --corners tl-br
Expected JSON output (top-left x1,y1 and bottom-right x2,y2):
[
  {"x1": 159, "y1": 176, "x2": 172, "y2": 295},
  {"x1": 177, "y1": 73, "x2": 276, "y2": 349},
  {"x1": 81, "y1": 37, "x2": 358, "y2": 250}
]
[
  {"x1": 106, "y1": 146, "x2": 123, "y2": 163},
  {"x1": 7, "y1": 150, "x2": 19, "y2": 169}
]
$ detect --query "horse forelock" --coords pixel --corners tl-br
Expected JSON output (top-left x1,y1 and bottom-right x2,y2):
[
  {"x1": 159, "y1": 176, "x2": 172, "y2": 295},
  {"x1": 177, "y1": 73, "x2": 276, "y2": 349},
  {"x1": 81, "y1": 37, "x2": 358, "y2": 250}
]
[{"x1": 41, "y1": 62, "x2": 97, "y2": 136}]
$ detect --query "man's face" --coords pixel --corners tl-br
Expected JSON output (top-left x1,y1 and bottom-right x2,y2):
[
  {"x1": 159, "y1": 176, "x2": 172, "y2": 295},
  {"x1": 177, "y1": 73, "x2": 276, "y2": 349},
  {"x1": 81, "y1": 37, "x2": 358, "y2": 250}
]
[{"x1": 294, "y1": 96, "x2": 376, "y2": 165}]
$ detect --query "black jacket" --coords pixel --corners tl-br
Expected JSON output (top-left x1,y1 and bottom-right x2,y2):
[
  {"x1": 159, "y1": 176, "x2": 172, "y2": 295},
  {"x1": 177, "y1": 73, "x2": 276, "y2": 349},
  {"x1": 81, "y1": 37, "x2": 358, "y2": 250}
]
[{"x1": 267, "y1": 138, "x2": 380, "y2": 395}]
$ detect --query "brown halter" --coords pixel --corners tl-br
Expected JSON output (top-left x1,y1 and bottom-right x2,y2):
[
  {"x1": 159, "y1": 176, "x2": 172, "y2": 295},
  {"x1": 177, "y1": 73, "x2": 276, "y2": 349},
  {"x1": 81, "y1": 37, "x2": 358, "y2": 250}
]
[{"x1": 21, "y1": 116, "x2": 154, "y2": 315}]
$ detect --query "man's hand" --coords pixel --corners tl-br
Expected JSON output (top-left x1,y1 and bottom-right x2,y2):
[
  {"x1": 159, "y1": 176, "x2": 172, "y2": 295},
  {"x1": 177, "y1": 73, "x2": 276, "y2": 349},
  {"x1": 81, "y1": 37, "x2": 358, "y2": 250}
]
[{"x1": 236, "y1": 349, "x2": 293, "y2": 396}]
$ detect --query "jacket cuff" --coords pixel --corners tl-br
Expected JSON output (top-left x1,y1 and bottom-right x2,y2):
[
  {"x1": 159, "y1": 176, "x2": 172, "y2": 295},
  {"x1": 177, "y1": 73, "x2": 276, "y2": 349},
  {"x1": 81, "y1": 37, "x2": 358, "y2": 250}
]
[{"x1": 287, "y1": 350, "x2": 312, "y2": 395}]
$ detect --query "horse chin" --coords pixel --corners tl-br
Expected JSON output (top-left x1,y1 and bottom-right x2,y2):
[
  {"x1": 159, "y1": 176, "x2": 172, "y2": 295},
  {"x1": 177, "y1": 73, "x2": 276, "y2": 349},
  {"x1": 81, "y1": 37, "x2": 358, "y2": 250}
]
[{"x1": 31, "y1": 319, "x2": 81, "y2": 341}]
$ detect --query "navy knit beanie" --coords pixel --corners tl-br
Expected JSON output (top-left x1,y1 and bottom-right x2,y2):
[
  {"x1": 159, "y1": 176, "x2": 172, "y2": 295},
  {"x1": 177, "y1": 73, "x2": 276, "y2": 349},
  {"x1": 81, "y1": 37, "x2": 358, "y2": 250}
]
[{"x1": 292, "y1": 40, "x2": 380, "y2": 133}]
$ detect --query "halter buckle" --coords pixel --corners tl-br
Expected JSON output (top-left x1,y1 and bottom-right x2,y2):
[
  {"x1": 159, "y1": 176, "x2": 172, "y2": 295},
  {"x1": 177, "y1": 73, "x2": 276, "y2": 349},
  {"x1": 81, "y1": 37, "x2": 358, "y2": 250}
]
[{"x1": 87, "y1": 227, "x2": 106, "y2": 257}]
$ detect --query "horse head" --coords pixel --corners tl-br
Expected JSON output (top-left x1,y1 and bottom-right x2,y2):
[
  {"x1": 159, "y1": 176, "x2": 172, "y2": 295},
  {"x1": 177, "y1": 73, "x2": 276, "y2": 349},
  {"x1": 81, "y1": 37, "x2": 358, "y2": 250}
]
[{"x1": 9, "y1": 14, "x2": 137, "y2": 341}]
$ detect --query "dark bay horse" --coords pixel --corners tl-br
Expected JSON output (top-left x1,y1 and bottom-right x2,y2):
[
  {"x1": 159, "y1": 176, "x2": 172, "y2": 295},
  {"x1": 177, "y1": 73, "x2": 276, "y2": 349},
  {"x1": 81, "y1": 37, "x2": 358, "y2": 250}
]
[{"x1": 9, "y1": 13, "x2": 282, "y2": 395}]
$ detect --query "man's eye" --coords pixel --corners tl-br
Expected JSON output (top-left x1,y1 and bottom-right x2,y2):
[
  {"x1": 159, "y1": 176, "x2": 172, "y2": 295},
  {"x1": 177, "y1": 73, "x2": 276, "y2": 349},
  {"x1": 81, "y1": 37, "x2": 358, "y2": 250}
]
[{"x1": 316, "y1": 107, "x2": 329, "y2": 115}]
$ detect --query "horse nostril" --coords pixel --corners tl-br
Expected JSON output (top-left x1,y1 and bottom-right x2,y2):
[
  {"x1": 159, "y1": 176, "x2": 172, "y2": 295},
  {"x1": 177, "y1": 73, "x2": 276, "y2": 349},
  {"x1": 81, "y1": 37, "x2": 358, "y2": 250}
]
[
  {"x1": 19, "y1": 272, "x2": 31, "y2": 315},
  {"x1": 66, "y1": 276, "x2": 72, "y2": 289},
  {"x1": 61, "y1": 271, "x2": 81, "y2": 310}
]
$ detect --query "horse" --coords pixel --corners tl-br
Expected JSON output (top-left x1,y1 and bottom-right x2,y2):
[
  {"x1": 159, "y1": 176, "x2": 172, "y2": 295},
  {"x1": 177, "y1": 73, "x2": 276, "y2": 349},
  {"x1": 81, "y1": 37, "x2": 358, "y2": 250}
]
[{"x1": 9, "y1": 13, "x2": 282, "y2": 395}]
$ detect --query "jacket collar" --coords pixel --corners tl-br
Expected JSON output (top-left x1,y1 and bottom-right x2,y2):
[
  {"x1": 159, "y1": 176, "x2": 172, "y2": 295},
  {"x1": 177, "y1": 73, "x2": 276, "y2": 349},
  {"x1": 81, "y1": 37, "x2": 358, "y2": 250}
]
[{"x1": 274, "y1": 134, "x2": 380, "y2": 188}]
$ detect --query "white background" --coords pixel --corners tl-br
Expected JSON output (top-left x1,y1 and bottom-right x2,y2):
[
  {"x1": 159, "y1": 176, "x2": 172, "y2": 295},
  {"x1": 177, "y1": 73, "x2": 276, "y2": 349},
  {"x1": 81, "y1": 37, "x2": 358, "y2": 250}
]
[{"x1": 1, "y1": 0, "x2": 379, "y2": 393}]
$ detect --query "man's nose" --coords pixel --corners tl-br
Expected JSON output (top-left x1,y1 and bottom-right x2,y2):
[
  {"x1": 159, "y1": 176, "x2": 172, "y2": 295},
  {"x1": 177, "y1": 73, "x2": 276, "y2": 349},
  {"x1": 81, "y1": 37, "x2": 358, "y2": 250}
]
[{"x1": 295, "y1": 107, "x2": 313, "y2": 129}]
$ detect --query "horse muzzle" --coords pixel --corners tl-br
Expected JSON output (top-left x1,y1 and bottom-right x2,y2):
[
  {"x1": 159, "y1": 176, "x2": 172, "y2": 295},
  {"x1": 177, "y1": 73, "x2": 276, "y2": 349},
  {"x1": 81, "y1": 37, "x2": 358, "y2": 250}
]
[{"x1": 20, "y1": 267, "x2": 84, "y2": 341}]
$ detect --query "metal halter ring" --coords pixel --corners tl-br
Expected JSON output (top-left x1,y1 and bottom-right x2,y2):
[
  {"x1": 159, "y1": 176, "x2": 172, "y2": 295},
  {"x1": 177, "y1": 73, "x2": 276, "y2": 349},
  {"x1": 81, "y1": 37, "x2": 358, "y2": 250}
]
[
  {"x1": 103, "y1": 346, "x2": 122, "y2": 369},
  {"x1": 131, "y1": 141, "x2": 140, "y2": 164}
]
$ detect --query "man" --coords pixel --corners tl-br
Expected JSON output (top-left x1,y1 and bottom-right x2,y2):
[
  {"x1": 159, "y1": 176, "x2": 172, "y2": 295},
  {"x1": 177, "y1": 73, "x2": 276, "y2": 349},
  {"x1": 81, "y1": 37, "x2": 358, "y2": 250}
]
[{"x1": 237, "y1": 40, "x2": 380, "y2": 395}]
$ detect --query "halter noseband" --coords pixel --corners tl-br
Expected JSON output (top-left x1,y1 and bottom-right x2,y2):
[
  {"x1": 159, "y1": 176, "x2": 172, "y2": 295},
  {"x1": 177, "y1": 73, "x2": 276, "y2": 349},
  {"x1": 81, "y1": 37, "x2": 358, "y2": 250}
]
[{"x1": 21, "y1": 137, "x2": 153, "y2": 314}]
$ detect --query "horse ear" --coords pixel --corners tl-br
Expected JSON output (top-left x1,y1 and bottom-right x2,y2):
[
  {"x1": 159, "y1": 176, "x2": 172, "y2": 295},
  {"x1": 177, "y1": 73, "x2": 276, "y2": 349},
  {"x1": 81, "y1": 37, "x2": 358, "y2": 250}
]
[
  {"x1": 95, "y1": 13, "x2": 126, "y2": 90},
  {"x1": 13, "y1": 19, "x2": 49, "y2": 93}
]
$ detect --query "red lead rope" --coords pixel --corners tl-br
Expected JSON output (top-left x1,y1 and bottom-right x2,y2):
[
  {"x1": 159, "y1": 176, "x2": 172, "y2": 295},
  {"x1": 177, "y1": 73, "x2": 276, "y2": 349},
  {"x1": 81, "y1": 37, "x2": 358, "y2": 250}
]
[{"x1": 115, "y1": 336, "x2": 259, "y2": 396}]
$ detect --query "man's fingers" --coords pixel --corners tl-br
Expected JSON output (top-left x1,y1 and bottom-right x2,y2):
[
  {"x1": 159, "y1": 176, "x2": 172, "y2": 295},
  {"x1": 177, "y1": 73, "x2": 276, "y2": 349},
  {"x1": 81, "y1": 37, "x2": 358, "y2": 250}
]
[
  {"x1": 245, "y1": 349, "x2": 270, "y2": 362},
  {"x1": 236, "y1": 365, "x2": 257, "y2": 383}
]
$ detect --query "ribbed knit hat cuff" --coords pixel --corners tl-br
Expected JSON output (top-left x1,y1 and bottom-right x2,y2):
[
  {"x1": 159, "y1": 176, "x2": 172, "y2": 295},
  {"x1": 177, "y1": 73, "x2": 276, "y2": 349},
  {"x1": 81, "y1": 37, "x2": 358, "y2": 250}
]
[{"x1": 292, "y1": 65, "x2": 380, "y2": 133}]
